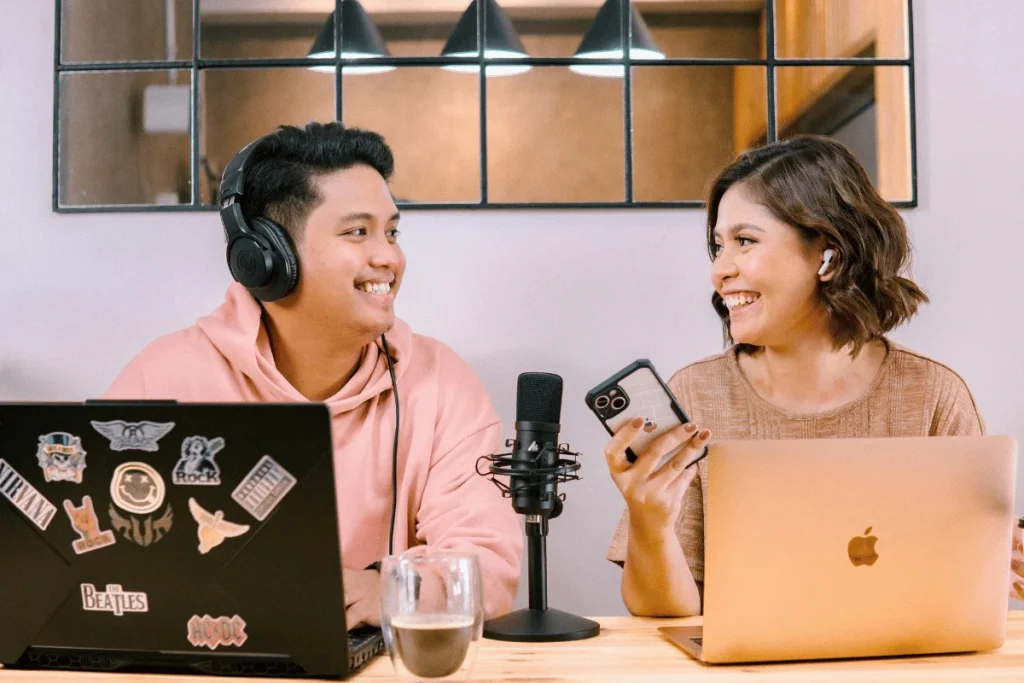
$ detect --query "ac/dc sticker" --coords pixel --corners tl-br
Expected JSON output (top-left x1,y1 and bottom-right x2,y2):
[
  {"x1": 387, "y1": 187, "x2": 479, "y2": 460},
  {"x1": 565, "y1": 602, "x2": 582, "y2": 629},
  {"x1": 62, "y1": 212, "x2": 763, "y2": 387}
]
[
  {"x1": 36, "y1": 432, "x2": 87, "y2": 483},
  {"x1": 64, "y1": 495, "x2": 116, "y2": 554},
  {"x1": 188, "y1": 614, "x2": 247, "y2": 650},
  {"x1": 81, "y1": 583, "x2": 148, "y2": 616},
  {"x1": 188, "y1": 497, "x2": 250, "y2": 554},
  {"x1": 0, "y1": 458, "x2": 57, "y2": 530},
  {"x1": 108, "y1": 462, "x2": 173, "y2": 547},
  {"x1": 91, "y1": 420, "x2": 175, "y2": 452},
  {"x1": 231, "y1": 455, "x2": 296, "y2": 521},
  {"x1": 173, "y1": 436, "x2": 224, "y2": 486}
]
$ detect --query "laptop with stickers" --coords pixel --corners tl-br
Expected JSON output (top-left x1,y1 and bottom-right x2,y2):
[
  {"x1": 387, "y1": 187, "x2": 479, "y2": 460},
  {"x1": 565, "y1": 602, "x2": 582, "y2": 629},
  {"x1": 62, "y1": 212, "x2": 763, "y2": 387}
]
[{"x1": 0, "y1": 401, "x2": 384, "y2": 677}]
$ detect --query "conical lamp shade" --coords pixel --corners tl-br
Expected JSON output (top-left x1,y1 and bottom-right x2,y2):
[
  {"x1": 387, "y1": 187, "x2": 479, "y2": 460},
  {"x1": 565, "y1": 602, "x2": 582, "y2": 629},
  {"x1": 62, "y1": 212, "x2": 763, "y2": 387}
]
[
  {"x1": 441, "y1": 0, "x2": 531, "y2": 77},
  {"x1": 570, "y1": 0, "x2": 664, "y2": 77},
  {"x1": 308, "y1": 0, "x2": 394, "y2": 74}
]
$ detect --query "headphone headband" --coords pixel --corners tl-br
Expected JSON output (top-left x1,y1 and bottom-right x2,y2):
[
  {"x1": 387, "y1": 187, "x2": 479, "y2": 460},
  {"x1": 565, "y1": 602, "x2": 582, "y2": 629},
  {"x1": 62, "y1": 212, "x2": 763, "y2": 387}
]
[
  {"x1": 218, "y1": 134, "x2": 300, "y2": 302},
  {"x1": 219, "y1": 137, "x2": 262, "y2": 206}
]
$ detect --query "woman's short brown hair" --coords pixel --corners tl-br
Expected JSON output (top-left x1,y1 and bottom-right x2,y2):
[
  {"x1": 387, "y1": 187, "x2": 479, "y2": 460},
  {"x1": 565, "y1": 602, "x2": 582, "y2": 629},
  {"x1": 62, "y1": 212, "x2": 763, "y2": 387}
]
[{"x1": 706, "y1": 134, "x2": 927, "y2": 355}]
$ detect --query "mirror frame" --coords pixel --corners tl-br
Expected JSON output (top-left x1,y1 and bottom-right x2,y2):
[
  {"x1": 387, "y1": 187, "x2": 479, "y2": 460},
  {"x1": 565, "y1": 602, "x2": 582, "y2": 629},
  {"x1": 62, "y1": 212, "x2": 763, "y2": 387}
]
[{"x1": 52, "y1": 0, "x2": 917, "y2": 212}]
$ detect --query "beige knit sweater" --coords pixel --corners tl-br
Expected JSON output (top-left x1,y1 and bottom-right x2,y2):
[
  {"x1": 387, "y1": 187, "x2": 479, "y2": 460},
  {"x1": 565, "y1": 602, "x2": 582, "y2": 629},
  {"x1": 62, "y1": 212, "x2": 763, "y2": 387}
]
[{"x1": 606, "y1": 340, "x2": 986, "y2": 581}]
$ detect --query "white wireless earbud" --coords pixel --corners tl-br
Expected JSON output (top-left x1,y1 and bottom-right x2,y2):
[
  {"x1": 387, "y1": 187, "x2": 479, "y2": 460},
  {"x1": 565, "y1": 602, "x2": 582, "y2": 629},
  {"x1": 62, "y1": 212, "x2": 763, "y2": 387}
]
[{"x1": 818, "y1": 248, "x2": 836, "y2": 276}]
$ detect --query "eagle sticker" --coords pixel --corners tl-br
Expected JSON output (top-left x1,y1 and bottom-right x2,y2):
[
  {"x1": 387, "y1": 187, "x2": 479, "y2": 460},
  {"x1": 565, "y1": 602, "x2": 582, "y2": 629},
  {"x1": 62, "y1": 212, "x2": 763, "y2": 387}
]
[{"x1": 188, "y1": 498, "x2": 250, "y2": 554}]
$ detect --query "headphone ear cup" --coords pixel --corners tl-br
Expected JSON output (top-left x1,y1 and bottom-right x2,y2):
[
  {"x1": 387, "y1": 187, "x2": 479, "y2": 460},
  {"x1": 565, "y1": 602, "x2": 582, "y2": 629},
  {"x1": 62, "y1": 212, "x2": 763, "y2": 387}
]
[{"x1": 249, "y1": 217, "x2": 299, "y2": 301}]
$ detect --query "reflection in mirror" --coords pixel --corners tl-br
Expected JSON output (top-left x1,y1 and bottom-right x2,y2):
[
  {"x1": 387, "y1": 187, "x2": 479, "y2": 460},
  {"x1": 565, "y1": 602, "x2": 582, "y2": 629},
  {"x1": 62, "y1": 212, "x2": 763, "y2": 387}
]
[
  {"x1": 62, "y1": 0, "x2": 193, "y2": 64},
  {"x1": 775, "y1": 0, "x2": 908, "y2": 59},
  {"x1": 57, "y1": 1, "x2": 916, "y2": 209},
  {"x1": 199, "y1": 68, "x2": 335, "y2": 206},
  {"x1": 569, "y1": 0, "x2": 659, "y2": 76},
  {"x1": 58, "y1": 70, "x2": 192, "y2": 207},
  {"x1": 308, "y1": 3, "x2": 395, "y2": 74},
  {"x1": 775, "y1": 66, "x2": 912, "y2": 201},
  {"x1": 634, "y1": 1, "x2": 764, "y2": 60},
  {"x1": 486, "y1": 67, "x2": 624, "y2": 203},
  {"x1": 440, "y1": 0, "x2": 531, "y2": 76},
  {"x1": 199, "y1": 1, "x2": 331, "y2": 60},
  {"x1": 633, "y1": 66, "x2": 767, "y2": 202},
  {"x1": 342, "y1": 68, "x2": 480, "y2": 204}
]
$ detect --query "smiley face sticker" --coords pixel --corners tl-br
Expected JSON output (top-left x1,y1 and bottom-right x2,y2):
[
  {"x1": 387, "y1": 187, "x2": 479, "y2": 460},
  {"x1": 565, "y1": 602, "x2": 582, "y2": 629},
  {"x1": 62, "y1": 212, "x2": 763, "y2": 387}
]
[{"x1": 110, "y1": 462, "x2": 165, "y2": 515}]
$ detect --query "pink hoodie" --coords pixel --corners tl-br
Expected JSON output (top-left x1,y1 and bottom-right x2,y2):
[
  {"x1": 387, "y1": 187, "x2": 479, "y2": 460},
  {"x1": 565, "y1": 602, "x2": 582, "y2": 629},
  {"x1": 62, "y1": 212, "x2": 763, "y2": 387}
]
[{"x1": 103, "y1": 283, "x2": 523, "y2": 618}]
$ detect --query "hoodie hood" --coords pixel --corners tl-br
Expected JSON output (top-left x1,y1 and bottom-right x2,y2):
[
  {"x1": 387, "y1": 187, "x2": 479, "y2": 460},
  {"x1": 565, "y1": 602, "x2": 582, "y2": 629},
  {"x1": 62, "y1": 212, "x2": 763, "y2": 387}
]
[{"x1": 195, "y1": 283, "x2": 412, "y2": 415}]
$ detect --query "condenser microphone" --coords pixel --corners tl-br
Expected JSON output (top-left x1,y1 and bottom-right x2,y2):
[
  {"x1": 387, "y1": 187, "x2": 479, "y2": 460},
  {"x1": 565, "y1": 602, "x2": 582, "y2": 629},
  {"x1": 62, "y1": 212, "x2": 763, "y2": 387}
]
[
  {"x1": 510, "y1": 372, "x2": 564, "y2": 518},
  {"x1": 476, "y1": 372, "x2": 599, "y2": 643}
]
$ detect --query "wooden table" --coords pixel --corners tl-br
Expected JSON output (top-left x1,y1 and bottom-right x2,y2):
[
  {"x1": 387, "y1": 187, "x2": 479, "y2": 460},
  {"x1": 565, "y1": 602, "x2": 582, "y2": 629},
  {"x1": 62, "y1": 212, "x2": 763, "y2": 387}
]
[{"x1": 4, "y1": 613, "x2": 1024, "y2": 681}]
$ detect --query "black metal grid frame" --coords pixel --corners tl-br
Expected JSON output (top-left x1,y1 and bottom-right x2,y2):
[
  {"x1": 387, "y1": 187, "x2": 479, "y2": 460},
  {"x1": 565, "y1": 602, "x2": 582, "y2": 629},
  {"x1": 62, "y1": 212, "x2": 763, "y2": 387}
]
[{"x1": 52, "y1": 0, "x2": 916, "y2": 213}]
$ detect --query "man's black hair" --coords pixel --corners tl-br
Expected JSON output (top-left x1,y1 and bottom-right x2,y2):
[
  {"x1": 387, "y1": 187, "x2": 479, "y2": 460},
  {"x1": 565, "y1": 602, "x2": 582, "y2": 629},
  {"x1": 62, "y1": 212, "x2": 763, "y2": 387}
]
[{"x1": 239, "y1": 122, "x2": 394, "y2": 242}]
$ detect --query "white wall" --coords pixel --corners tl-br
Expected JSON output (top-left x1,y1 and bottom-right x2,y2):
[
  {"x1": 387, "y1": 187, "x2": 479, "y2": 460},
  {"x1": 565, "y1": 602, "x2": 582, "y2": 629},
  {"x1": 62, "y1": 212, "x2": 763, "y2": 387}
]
[{"x1": 2, "y1": 0, "x2": 1022, "y2": 617}]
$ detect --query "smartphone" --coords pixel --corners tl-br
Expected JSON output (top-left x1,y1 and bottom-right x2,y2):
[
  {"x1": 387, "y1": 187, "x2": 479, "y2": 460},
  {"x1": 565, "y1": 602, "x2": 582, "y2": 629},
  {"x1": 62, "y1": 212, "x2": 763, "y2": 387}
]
[{"x1": 585, "y1": 359, "x2": 706, "y2": 467}]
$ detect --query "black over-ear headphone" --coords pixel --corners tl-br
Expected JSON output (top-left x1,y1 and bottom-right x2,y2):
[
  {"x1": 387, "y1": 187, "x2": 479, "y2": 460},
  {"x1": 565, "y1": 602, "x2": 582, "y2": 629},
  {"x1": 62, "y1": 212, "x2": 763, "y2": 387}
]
[{"x1": 219, "y1": 137, "x2": 300, "y2": 302}]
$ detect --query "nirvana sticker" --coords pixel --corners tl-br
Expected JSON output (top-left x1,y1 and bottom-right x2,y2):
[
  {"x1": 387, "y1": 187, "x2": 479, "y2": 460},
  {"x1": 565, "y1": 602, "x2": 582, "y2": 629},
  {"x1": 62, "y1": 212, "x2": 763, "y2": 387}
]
[
  {"x1": 64, "y1": 495, "x2": 116, "y2": 554},
  {"x1": 0, "y1": 458, "x2": 57, "y2": 530},
  {"x1": 231, "y1": 455, "x2": 296, "y2": 521},
  {"x1": 188, "y1": 614, "x2": 248, "y2": 650},
  {"x1": 110, "y1": 462, "x2": 165, "y2": 514},
  {"x1": 188, "y1": 498, "x2": 250, "y2": 554},
  {"x1": 173, "y1": 436, "x2": 224, "y2": 486},
  {"x1": 109, "y1": 462, "x2": 173, "y2": 547},
  {"x1": 90, "y1": 420, "x2": 175, "y2": 452},
  {"x1": 36, "y1": 432, "x2": 87, "y2": 483},
  {"x1": 81, "y1": 583, "x2": 148, "y2": 616}
]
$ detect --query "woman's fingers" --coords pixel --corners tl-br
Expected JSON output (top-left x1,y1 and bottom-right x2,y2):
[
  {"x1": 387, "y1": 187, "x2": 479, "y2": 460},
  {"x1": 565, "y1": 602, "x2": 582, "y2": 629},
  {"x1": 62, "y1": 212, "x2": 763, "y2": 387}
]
[{"x1": 604, "y1": 417, "x2": 645, "y2": 474}]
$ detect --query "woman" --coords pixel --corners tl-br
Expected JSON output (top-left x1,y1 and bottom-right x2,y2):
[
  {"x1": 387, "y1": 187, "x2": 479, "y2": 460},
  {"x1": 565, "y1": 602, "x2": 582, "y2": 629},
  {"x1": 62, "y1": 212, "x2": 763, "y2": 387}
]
[{"x1": 603, "y1": 135, "x2": 1022, "y2": 617}]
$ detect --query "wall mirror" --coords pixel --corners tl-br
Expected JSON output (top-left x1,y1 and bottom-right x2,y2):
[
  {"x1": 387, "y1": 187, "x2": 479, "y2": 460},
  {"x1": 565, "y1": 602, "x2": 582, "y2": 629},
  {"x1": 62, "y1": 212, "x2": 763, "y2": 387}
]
[{"x1": 55, "y1": 0, "x2": 915, "y2": 211}]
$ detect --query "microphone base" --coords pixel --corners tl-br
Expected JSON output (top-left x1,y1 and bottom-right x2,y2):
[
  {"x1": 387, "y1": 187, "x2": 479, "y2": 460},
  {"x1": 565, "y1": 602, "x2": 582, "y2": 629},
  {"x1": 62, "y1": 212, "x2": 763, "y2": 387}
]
[{"x1": 483, "y1": 608, "x2": 600, "y2": 643}]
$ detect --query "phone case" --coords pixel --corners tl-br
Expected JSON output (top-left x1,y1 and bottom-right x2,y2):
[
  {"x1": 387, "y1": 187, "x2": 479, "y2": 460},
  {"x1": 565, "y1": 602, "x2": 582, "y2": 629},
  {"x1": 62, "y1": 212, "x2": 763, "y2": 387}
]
[{"x1": 585, "y1": 359, "x2": 692, "y2": 464}]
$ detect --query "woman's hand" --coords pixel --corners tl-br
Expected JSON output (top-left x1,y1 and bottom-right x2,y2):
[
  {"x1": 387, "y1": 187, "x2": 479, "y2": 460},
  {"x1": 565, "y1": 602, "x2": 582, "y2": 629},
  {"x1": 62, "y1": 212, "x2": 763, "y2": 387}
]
[{"x1": 604, "y1": 417, "x2": 711, "y2": 532}]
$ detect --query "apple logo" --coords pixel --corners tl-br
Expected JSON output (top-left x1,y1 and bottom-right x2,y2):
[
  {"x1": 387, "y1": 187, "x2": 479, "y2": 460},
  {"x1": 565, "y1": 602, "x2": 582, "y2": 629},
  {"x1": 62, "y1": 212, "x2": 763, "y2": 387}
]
[{"x1": 848, "y1": 527, "x2": 879, "y2": 566}]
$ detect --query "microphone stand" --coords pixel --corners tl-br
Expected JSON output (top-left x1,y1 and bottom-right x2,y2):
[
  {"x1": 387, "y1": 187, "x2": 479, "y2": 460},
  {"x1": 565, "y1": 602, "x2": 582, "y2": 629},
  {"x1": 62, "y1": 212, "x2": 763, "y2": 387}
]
[{"x1": 479, "y1": 444, "x2": 601, "y2": 642}]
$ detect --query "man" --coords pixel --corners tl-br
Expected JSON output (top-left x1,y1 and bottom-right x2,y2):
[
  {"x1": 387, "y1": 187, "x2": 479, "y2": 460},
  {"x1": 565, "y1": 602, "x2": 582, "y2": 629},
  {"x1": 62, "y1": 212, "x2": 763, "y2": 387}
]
[{"x1": 103, "y1": 122, "x2": 522, "y2": 627}]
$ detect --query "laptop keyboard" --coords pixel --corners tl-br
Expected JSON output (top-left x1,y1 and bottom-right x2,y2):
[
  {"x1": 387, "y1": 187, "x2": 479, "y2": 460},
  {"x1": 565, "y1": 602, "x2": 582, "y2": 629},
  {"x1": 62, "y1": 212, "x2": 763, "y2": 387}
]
[{"x1": 348, "y1": 626, "x2": 382, "y2": 652}]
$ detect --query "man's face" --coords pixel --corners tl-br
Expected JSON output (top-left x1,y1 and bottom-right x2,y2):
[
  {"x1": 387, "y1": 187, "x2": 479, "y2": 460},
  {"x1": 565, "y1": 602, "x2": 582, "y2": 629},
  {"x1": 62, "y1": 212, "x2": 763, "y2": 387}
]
[{"x1": 285, "y1": 164, "x2": 405, "y2": 341}]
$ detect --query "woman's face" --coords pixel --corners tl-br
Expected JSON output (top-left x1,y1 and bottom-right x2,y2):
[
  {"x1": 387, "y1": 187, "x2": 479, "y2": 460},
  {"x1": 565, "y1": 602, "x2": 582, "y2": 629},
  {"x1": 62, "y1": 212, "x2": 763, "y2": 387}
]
[{"x1": 710, "y1": 183, "x2": 830, "y2": 349}]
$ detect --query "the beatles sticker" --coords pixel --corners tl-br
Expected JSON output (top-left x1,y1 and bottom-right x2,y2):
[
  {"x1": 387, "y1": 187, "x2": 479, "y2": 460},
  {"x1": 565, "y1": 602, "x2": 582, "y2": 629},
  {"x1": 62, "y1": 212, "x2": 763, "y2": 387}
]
[
  {"x1": 231, "y1": 455, "x2": 296, "y2": 521},
  {"x1": 188, "y1": 614, "x2": 248, "y2": 650},
  {"x1": 0, "y1": 458, "x2": 58, "y2": 530},
  {"x1": 108, "y1": 462, "x2": 173, "y2": 546},
  {"x1": 36, "y1": 432, "x2": 87, "y2": 483},
  {"x1": 91, "y1": 420, "x2": 175, "y2": 452},
  {"x1": 64, "y1": 495, "x2": 116, "y2": 554},
  {"x1": 188, "y1": 497, "x2": 250, "y2": 554},
  {"x1": 81, "y1": 583, "x2": 148, "y2": 616},
  {"x1": 173, "y1": 436, "x2": 224, "y2": 486}
]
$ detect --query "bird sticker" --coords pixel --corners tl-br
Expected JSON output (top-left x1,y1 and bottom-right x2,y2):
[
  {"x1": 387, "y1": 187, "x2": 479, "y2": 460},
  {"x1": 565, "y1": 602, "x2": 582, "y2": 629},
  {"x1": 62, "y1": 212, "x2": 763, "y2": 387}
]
[
  {"x1": 188, "y1": 498, "x2": 250, "y2": 554},
  {"x1": 91, "y1": 420, "x2": 175, "y2": 452}
]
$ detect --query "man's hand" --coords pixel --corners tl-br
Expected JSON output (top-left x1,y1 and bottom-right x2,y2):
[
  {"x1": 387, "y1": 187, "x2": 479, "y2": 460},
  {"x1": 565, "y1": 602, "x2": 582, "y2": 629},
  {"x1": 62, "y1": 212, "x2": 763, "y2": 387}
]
[
  {"x1": 1010, "y1": 527, "x2": 1024, "y2": 601},
  {"x1": 344, "y1": 568, "x2": 382, "y2": 629}
]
